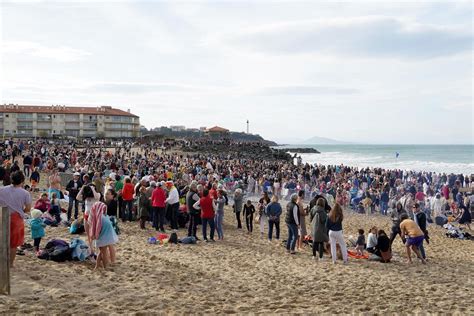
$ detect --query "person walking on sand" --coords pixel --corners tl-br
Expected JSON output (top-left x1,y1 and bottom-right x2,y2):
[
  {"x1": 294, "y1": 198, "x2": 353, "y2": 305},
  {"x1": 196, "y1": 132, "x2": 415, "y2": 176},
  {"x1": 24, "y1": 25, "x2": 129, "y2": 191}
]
[
  {"x1": 326, "y1": 203, "x2": 348, "y2": 264},
  {"x1": 243, "y1": 200, "x2": 256, "y2": 233},
  {"x1": 233, "y1": 188, "x2": 244, "y2": 229},
  {"x1": 285, "y1": 194, "x2": 300, "y2": 254},
  {"x1": 0, "y1": 171, "x2": 32, "y2": 268},
  {"x1": 309, "y1": 198, "x2": 329, "y2": 261},
  {"x1": 399, "y1": 213, "x2": 426, "y2": 264}
]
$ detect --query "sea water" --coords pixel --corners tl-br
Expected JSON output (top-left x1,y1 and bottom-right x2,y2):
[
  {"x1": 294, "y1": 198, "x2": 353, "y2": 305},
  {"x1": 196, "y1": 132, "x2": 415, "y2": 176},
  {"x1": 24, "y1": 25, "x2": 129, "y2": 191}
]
[{"x1": 285, "y1": 144, "x2": 474, "y2": 175}]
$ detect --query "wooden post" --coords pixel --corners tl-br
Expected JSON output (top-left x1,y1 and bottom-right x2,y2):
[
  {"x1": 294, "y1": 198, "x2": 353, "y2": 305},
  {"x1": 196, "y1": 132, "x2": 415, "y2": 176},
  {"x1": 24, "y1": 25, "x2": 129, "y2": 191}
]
[{"x1": 0, "y1": 207, "x2": 10, "y2": 295}]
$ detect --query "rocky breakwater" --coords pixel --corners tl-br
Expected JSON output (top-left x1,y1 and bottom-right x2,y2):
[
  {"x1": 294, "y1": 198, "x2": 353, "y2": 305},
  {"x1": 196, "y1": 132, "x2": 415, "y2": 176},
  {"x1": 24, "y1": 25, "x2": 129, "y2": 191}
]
[
  {"x1": 183, "y1": 143, "x2": 292, "y2": 161},
  {"x1": 280, "y1": 147, "x2": 320, "y2": 154}
]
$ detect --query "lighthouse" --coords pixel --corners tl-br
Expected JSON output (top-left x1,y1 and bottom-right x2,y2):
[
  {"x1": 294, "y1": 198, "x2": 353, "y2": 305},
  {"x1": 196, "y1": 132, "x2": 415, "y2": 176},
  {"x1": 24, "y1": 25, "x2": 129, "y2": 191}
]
[{"x1": 246, "y1": 120, "x2": 249, "y2": 134}]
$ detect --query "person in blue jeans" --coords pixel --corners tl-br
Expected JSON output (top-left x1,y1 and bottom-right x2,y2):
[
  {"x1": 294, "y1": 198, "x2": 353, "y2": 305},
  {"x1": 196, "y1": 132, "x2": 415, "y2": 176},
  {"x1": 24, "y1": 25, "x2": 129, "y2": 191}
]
[
  {"x1": 285, "y1": 194, "x2": 300, "y2": 254},
  {"x1": 215, "y1": 192, "x2": 226, "y2": 240},
  {"x1": 380, "y1": 190, "x2": 389, "y2": 215},
  {"x1": 266, "y1": 195, "x2": 282, "y2": 241}
]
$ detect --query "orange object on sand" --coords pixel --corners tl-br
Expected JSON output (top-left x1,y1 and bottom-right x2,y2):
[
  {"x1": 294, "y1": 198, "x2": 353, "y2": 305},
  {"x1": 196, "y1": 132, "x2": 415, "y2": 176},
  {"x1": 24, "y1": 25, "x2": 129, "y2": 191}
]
[{"x1": 347, "y1": 250, "x2": 369, "y2": 259}]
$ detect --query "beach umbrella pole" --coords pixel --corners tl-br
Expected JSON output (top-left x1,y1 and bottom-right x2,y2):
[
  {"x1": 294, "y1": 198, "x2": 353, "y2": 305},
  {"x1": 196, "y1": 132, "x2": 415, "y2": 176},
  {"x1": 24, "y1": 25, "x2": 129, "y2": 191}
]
[{"x1": 0, "y1": 207, "x2": 10, "y2": 295}]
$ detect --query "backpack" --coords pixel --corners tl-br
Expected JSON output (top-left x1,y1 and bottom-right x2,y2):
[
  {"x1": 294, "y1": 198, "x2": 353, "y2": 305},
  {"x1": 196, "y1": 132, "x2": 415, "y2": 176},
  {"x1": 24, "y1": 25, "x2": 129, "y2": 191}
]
[{"x1": 169, "y1": 232, "x2": 178, "y2": 244}]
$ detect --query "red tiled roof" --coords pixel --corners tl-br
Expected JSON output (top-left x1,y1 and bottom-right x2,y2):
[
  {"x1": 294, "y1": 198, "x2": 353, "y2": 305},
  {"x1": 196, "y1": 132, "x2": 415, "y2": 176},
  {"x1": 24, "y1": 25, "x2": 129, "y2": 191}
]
[
  {"x1": 207, "y1": 126, "x2": 229, "y2": 132},
  {"x1": 0, "y1": 104, "x2": 139, "y2": 117}
]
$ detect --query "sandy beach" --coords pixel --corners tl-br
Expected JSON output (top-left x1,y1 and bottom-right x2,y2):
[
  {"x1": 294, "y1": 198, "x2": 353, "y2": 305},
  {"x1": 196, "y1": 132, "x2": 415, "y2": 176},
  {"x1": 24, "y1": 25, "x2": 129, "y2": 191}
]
[{"x1": 1, "y1": 204, "x2": 473, "y2": 315}]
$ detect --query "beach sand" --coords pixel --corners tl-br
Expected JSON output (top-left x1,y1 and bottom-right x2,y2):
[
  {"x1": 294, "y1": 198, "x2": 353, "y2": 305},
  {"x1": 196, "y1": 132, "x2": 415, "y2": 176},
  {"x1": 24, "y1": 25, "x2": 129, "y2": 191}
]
[{"x1": 1, "y1": 205, "x2": 473, "y2": 315}]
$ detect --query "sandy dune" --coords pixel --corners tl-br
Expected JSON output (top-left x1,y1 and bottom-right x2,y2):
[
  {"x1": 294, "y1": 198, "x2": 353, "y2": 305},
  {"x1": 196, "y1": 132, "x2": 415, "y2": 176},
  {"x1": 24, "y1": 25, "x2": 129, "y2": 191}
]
[{"x1": 1, "y1": 207, "x2": 473, "y2": 314}]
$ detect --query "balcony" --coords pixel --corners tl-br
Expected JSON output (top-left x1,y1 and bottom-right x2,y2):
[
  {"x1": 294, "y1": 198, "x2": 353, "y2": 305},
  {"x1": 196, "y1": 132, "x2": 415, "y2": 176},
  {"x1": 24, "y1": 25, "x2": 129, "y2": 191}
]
[
  {"x1": 65, "y1": 124, "x2": 80, "y2": 130},
  {"x1": 17, "y1": 124, "x2": 34, "y2": 130},
  {"x1": 17, "y1": 116, "x2": 33, "y2": 121},
  {"x1": 37, "y1": 116, "x2": 52, "y2": 122},
  {"x1": 37, "y1": 123, "x2": 52, "y2": 130}
]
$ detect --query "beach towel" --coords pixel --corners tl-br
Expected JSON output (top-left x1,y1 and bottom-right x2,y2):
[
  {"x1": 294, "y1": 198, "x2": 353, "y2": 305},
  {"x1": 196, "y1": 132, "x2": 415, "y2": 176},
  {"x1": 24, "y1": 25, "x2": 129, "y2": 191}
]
[
  {"x1": 89, "y1": 202, "x2": 107, "y2": 240},
  {"x1": 347, "y1": 250, "x2": 369, "y2": 259}
]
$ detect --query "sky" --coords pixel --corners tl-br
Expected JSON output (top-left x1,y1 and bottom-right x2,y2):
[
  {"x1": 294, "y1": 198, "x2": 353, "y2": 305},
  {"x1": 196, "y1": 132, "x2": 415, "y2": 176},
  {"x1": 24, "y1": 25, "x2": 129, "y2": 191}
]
[{"x1": 0, "y1": 0, "x2": 472, "y2": 144}]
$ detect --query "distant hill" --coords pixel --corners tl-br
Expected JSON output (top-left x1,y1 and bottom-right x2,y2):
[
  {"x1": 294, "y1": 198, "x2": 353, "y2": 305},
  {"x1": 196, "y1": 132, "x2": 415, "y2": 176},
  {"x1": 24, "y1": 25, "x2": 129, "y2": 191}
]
[{"x1": 303, "y1": 136, "x2": 351, "y2": 145}]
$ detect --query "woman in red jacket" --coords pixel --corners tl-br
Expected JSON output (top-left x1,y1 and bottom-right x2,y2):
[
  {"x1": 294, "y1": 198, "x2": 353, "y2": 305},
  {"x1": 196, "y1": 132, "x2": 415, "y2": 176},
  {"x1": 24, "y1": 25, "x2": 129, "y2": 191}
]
[
  {"x1": 193, "y1": 189, "x2": 217, "y2": 242},
  {"x1": 121, "y1": 177, "x2": 135, "y2": 222}
]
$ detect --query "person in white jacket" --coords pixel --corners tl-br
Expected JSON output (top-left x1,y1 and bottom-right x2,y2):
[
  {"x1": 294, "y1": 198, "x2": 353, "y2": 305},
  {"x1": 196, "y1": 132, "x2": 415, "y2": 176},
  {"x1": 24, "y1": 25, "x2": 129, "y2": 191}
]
[{"x1": 165, "y1": 181, "x2": 180, "y2": 230}]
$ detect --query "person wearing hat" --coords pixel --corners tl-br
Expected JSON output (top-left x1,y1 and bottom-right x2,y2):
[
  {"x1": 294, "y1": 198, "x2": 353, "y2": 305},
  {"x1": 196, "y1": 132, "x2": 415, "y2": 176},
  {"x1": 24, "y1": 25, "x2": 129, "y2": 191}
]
[
  {"x1": 30, "y1": 209, "x2": 46, "y2": 252},
  {"x1": 66, "y1": 172, "x2": 83, "y2": 221}
]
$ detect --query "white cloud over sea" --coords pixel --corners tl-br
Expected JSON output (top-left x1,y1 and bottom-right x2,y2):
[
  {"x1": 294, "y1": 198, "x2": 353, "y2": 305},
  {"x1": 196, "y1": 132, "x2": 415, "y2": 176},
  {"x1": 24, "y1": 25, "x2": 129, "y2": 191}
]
[{"x1": 0, "y1": 0, "x2": 472, "y2": 144}]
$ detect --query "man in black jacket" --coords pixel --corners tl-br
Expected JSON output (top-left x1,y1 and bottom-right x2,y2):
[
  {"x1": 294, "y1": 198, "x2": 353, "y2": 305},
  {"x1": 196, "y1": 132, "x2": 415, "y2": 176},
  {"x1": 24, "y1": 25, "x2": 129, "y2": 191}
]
[
  {"x1": 66, "y1": 172, "x2": 83, "y2": 221},
  {"x1": 413, "y1": 203, "x2": 428, "y2": 260}
]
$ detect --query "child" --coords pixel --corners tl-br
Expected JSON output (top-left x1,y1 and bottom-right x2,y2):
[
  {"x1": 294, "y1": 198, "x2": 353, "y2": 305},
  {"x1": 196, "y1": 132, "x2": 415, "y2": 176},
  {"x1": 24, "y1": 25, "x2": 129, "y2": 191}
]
[
  {"x1": 243, "y1": 200, "x2": 255, "y2": 233},
  {"x1": 355, "y1": 229, "x2": 365, "y2": 256},
  {"x1": 50, "y1": 192, "x2": 62, "y2": 224},
  {"x1": 30, "y1": 167, "x2": 40, "y2": 192},
  {"x1": 30, "y1": 209, "x2": 46, "y2": 253}
]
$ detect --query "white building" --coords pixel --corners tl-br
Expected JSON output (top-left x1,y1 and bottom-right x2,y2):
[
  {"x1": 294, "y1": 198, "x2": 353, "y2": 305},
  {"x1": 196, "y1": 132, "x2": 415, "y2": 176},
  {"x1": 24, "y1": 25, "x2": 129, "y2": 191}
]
[{"x1": 0, "y1": 104, "x2": 140, "y2": 138}]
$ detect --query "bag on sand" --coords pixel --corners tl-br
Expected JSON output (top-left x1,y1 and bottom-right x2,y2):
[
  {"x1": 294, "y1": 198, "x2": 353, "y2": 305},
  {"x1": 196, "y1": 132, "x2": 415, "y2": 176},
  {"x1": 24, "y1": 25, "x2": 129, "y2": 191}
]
[
  {"x1": 169, "y1": 232, "x2": 178, "y2": 244},
  {"x1": 180, "y1": 236, "x2": 197, "y2": 244}
]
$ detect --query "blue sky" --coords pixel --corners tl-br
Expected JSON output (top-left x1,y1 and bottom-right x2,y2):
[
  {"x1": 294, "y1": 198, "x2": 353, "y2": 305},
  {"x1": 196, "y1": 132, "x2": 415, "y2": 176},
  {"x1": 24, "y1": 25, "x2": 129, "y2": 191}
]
[{"x1": 0, "y1": 0, "x2": 472, "y2": 144}]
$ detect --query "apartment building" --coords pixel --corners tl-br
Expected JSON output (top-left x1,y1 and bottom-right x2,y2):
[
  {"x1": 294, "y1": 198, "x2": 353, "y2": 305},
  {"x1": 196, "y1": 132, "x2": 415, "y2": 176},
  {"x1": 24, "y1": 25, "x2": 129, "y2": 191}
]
[{"x1": 0, "y1": 104, "x2": 140, "y2": 138}]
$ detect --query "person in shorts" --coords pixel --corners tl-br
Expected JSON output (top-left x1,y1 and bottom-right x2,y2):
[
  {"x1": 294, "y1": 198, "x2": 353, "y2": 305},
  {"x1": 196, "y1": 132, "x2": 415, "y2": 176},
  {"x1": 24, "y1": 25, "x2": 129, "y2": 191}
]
[
  {"x1": 400, "y1": 213, "x2": 426, "y2": 264},
  {"x1": 0, "y1": 171, "x2": 32, "y2": 268}
]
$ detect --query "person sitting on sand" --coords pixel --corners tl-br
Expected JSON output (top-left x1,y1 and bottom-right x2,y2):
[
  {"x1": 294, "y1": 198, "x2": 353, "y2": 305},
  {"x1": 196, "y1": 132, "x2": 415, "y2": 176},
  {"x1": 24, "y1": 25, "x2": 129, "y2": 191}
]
[
  {"x1": 456, "y1": 203, "x2": 472, "y2": 230},
  {"x1": 399, "y1": 214, "x2": 426, "y2": 264},
  {"x1": 366, "y1": 226, "x2": 378, "y2": 254},
  {"x1": 88, "y1": 201, "x2": 118, "y2": 270},
  {"x1": 34, "y1": 193, "x2": 51, "y2": 213},
  {"x1": 326, "y1": 203, "x2": 348, "y2": 264},
  {"x1": 374, "y1": 230, "x2": 391, "y2": 263}
]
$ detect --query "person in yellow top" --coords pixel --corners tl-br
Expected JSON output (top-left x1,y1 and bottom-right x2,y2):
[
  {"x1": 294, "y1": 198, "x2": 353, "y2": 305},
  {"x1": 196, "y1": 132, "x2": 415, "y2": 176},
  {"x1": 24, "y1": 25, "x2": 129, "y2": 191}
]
[{"x1": 399, "y1": 214, "x2": 426, "y2": 264}]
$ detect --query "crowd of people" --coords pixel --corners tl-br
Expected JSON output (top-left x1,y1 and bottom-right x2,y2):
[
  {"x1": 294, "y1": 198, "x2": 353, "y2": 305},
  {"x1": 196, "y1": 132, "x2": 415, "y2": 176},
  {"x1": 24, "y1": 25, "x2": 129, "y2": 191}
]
[{"x1": 0, "y1": 138, "x2": 472, "y2": 269}]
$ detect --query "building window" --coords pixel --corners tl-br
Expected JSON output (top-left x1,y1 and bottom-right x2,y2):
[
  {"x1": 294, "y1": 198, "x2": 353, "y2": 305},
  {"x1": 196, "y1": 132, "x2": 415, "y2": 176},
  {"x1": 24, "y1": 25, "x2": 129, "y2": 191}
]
[
  {"x1": 5, "y1": 114, "x2": 9, "y2": 118},
  {"x1": 53, "y1": 115, "x2": 56, "y2": 118}
]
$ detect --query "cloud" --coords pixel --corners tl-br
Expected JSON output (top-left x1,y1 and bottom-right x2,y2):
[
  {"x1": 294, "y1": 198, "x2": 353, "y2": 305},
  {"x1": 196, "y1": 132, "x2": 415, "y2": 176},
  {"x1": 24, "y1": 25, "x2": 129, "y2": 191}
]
[
  {"x1": 227, "y1": 16, "x2": 472, "y2": 59},
  {"x1": 86, "y1": 82, "x2": 198, "y2": 94},
  {"x1": 255, "y1": 85, "x2": 358, "y2": 96},
  {"x1": 2, "y1": 41, "x2": 91, "y2": 62}
]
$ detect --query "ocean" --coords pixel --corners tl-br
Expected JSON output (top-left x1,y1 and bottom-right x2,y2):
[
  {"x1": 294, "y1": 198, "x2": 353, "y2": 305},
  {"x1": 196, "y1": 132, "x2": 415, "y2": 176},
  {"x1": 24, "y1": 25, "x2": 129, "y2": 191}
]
[{"x1": 284, "y1": 144, "x2": 474, "y2": 175}]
